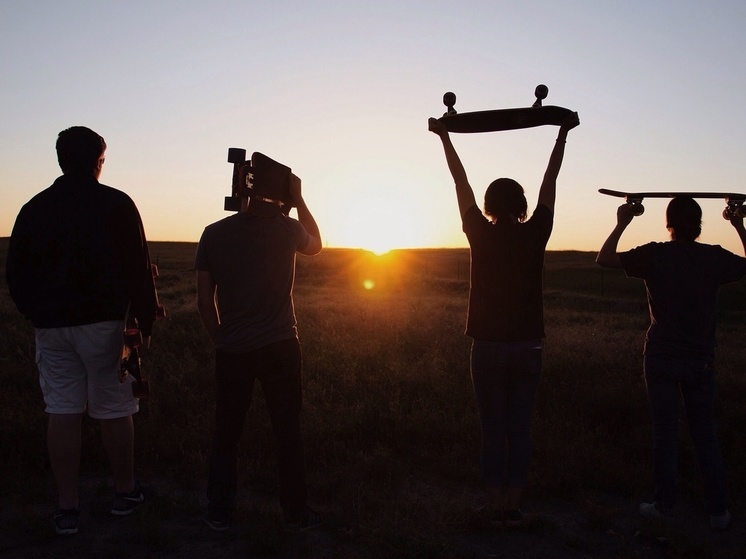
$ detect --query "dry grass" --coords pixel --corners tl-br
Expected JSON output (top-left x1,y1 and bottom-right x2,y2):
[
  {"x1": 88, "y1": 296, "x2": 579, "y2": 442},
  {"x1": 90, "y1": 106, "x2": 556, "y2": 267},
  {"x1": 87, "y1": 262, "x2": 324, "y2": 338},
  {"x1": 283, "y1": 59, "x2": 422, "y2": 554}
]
[{"x1": 1, "y1": 240, "x2": 745, "y2": 558}]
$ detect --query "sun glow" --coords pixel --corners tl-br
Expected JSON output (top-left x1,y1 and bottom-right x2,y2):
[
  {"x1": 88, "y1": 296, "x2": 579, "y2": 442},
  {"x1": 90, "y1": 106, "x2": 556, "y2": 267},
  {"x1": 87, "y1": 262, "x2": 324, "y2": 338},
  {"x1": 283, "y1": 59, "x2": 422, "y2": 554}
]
[{"x1": 314, "y1": 163, "x2": 457, "y2": 253}]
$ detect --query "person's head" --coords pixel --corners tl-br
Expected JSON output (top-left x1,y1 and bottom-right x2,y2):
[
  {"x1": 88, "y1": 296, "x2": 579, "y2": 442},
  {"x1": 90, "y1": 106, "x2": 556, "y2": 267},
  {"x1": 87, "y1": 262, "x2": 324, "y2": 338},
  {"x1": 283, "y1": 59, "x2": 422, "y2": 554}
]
[
  {"x1": 56, "y1": 126, "x2": 106, "y2": 177},
  {"x1": 666, "y1": 196, "x2": 702, "y2": 241},
  {"x1": 483, "y1": 178, "x2": 528, "y2": 223}
]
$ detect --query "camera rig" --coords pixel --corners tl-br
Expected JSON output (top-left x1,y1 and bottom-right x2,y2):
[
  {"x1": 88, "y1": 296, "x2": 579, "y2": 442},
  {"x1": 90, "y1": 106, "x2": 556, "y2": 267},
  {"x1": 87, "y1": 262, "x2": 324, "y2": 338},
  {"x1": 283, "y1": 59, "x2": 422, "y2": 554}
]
[
  {"x1": 224, "y1": 149, "x2": 296, "y2": 213},
  {"x1": 119, "y1": 264, "x2": 166, "y2": 399}
]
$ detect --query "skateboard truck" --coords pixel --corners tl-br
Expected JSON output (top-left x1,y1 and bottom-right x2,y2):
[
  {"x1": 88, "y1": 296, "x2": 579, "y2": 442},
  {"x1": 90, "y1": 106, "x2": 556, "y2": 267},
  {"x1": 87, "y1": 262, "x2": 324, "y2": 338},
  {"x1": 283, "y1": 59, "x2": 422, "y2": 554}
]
[
  {"x1": 443, "y1": 84, "x2": 551, "y2": 116},
  {"x1": 598, "y1": 189, "x2": 746, "y2": 220},
  {"x1": 438, "y1": 84, "x2": 575, "y2": 133},
  {"x1": 224, "y1": 149, "x2": 295, "y2": 213}
]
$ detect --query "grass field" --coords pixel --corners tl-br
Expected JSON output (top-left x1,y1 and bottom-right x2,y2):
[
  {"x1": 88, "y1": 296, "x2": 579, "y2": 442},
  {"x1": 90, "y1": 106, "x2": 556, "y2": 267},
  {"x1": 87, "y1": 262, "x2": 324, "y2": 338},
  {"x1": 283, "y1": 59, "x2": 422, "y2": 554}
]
[{"x1": 1, "y1": 240, "x2": 745, "y2": 558}]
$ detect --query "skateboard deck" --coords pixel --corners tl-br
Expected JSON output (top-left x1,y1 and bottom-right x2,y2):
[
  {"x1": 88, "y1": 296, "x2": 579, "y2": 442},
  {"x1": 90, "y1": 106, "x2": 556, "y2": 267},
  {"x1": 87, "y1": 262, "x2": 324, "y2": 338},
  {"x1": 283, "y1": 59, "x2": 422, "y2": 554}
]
[
  {"x1": 438, "y1": 85, "x2": 575, "y2": 133},
  {"x1": 225, "y1": 149, "x2": 295, "y2": 212},
  {"x1": 598, "y1": 188, "x2": 746, "y2": 219}
]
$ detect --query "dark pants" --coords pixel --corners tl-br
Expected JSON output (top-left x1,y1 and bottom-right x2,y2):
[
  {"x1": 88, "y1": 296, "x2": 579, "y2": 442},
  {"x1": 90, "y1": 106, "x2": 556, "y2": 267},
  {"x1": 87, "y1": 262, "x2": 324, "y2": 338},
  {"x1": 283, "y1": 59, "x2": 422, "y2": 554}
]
[
  {"x1": 644, "y1": 353, "x2": 727, "y2": 515},
  {"x1": 207, "y1": 338, "x2": 307, "y2": 519},
  {"x1": 470, "y1": 339, "x2": 542, "y2": 489}
]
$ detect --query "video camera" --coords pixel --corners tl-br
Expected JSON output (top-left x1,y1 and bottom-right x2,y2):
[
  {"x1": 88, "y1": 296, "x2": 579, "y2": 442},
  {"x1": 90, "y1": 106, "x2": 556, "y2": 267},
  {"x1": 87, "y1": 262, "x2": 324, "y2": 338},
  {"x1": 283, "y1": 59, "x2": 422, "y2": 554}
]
[
  {"x1": 224, "y1": 149, "x2": 296, "y2": 213},
  {"x1": 119, "y1": 264, "x2": 166, "y2": 399}
]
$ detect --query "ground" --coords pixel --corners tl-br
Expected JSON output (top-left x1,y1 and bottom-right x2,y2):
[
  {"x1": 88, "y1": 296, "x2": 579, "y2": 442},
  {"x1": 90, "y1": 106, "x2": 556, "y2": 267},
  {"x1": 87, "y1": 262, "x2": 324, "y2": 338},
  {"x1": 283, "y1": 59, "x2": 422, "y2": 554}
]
[{"x1": 1, "y1": 475, "x2": 743, "y2": 559}]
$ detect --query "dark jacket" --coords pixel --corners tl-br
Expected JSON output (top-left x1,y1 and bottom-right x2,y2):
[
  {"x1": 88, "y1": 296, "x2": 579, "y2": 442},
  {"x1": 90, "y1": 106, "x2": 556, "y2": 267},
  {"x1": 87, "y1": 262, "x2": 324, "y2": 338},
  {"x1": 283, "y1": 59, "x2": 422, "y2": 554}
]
[{"x1": 6, "y1": 174, "x2": 158, "y2": 335}]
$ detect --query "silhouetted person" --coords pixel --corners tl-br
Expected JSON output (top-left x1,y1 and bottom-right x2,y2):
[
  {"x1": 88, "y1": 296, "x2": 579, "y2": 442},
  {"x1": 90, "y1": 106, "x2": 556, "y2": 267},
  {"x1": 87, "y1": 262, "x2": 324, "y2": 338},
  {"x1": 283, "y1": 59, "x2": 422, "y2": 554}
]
[
  {"x1": 195, "y1": 174, "x2": 322, "y2": 532},
  {"x1": 429, "y1": 113, "x2": 579, "y2": 526},
  {"x1": 597, "y1": 196, "x2": 746, "y2": 530},
  {"x1": 6, "y1": 126, "x2": 159, "y2": 535}
]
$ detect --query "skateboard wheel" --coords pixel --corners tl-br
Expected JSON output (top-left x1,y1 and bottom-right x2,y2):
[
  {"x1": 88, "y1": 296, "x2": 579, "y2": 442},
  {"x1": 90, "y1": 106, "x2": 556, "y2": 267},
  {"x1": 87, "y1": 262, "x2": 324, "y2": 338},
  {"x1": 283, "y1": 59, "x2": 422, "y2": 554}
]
[
  {"x1": 534, "y1": 84, "x2": 548, "y2": 100},
  {"x1": 227, "y1": 148, "x2": 246, "y2": 164},
  {"x1": 631, "y1": 202, "x2": 645, "y2": 217},
  {"x1": 443, "y1": 91, "x2": 456, "y2": 107}
]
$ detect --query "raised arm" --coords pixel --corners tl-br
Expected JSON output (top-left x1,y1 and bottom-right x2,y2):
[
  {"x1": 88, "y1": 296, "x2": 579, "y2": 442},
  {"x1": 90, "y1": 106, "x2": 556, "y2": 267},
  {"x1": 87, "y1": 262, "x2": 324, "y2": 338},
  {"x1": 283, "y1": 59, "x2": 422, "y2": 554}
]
[
  {"x1": 289, "y1": 174, "x2": 322, "y2": 256},
  {"x1": 596, "y1": 203, "x2": 636, "y2": 268},
  {"x1": 729, "y1": 214, "x2": 746, "y2": 256},
  {"x1": 537, "y1": 112, "x2": 580, "y2": 213},
  {"x1": 428, "y1": 117, "x2": 477, "y2": 218}
]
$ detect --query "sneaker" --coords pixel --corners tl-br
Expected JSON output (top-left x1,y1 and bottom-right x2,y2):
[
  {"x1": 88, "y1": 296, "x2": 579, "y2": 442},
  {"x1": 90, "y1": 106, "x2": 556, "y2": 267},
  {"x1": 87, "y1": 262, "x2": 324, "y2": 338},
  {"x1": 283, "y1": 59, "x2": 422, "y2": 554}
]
[
  {"x1": 53, "y1": 507, "x2": 80, "y2": 535},
  {"x1": 505, "y1": 509, "x2": 524, "y2": 527},
  {"x1": 111, "y1": 481, "x2": 145, "y2": 516},
  {"x1": 710, "y1": 510, "x2": 732, "y2": 530},
  {"x1": 473, "y1": 504, "x2": 504, "y2": 527},
  {"x1": 639, "y1": 502, "x2": 668, "y2": 520},
  {"x1": 204, "y1": 513, "x2": 231, "y2": 533},
  {"x1": 284, "y1": 508, "x2": 322, "y2": 533}
]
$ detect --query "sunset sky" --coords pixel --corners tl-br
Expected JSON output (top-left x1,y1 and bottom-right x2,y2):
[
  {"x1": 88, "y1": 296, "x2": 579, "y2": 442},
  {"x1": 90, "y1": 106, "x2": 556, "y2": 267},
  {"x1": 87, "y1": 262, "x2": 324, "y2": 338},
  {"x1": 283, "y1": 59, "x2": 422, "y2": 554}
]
[{"x1": 2, "y1": 1, "x2": 745, "y2": 255}]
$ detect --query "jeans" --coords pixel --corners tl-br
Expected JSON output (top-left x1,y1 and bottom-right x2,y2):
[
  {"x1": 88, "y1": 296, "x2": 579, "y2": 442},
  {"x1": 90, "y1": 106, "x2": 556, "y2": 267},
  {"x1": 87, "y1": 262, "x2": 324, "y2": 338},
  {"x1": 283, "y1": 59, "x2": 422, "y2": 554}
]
[
  {"x1": 207, "y1": 338, "x2": 307, "y2": 519},
  {"x1": 644, "y1": 353, "x2": 727, "y2": 515},
  {"x1": 470, "y1": 339, "x2": 542, "y2": 489}
]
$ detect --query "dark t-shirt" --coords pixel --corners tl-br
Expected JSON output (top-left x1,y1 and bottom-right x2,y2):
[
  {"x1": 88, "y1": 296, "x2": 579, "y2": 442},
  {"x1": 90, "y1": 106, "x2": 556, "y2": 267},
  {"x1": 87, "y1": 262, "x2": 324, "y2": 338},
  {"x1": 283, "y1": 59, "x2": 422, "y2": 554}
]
[
  {"x1": 194, "y1": 211, "x2": 311, "y2": 353},
  {"x1": 462, "y1": 204, "x2": 553, "y2": 341},
  {"x1": 620, "y1": 241, "x2": 746, "y2": 358}
]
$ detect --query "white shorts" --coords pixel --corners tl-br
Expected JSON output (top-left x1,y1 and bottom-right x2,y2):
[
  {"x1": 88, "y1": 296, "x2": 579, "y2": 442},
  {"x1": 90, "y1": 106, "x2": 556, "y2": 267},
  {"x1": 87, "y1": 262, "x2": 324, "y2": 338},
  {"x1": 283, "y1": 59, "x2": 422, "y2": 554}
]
[{"x1": 35, "y1": 321, "x2": 139, "y2": 419}]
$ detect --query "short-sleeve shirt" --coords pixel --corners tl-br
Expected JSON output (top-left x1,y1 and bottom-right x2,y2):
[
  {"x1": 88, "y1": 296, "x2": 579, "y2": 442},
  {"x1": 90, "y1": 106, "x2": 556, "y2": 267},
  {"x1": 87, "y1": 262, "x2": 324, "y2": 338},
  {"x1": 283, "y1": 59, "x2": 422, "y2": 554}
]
[
  {"x1": 620, "y1": 241, "x2": 746, "y2": 358},
  {"x1": 194, "y1": 211, "x2": 311, "y2": 353},
  {"x1": 462, "y1": 204, "x2": 553, "y2": 342}
]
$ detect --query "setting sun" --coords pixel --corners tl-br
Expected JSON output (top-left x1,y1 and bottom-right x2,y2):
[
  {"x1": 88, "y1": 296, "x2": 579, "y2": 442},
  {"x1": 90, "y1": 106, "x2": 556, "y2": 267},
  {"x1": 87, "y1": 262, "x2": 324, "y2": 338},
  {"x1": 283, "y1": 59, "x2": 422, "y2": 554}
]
[{"x1": 314, "y1": 162, "x2": 463, "y2": 253}]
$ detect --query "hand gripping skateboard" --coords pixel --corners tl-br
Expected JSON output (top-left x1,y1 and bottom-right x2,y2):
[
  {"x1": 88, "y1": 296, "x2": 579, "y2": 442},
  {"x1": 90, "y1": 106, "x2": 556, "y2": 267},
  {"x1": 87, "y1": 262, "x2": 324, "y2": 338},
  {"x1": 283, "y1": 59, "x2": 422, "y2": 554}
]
[
  {"x1": 598, "y1": 188, "x2": 746, "y2": 220},
  {"x1": 224, "y1": 149, "x2": 297, "y2": 213},
  {"x1": 120, "y1": 264, "x2": 166, "y2": 399},
  {"x1": 438, "y1": 85, "x2": 576, "y2": 133}
]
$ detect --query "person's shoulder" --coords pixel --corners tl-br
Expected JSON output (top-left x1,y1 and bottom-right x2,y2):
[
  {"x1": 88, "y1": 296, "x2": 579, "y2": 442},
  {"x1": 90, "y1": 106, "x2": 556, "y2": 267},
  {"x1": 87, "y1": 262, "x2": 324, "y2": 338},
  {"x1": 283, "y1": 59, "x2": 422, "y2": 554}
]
[
  {"x1": 462, "y1": 204, "x2": 487, "y2": 226},
  {"x1": 97, "y1": 181, "x2": 135, "y2": 203},
  {"x1": 202, "y1": 213, "x2": 245, "y2": 234}
]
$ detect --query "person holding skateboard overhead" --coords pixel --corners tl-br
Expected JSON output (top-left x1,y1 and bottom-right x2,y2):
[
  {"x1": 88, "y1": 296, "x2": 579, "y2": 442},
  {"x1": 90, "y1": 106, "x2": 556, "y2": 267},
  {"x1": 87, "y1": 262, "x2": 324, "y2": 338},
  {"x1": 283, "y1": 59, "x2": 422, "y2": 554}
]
[
  {"x1": 195, "y1": 172, "x2": 322, "y2": 533},
  {"x1": 597, "y1": 196, "x2": 746, "y2": 530},
  {"x1": 6, "y1": 126, "x2": 159, "y2": 535},
  {"x1": 428, "y1": 112, "x2": 579, "y2": 526}
]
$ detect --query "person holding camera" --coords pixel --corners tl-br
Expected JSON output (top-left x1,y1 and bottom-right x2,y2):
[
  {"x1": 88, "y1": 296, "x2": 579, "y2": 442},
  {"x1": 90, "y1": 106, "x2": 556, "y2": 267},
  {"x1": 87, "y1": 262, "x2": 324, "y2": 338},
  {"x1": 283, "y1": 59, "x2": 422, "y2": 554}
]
[
  {"x1": 195, "y1": 173, "x2": 322, "y2": 533},
  {"x1": 6, "y1": 126, "x2": 159, "y2": 535},
  {"x1": 428, "y1": 113, "x2": 579, "y2": 526},
  {"x1": 597, "y1": 197, "x2": 746, "y2": 530}
]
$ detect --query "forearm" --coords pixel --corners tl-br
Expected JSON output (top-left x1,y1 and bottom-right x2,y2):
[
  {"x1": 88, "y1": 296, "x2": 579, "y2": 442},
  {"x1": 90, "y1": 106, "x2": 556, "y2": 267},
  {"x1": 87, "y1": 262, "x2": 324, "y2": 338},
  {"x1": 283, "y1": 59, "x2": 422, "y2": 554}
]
[
  {"x1": 736, "y1": 225, "x2": 746, "y2": 256},
  {"x1": 196, "y1": 271, "x2": 219, "y2": 343},
  {"x1": 596, "y1": 224, "x2": 627, "y2": 268},
  {"x1": 438, "y1": 135, "x2": 476, "y2": 215},
  {"x1": 197, "y1": 300, "x2": 219, "y2": 344},
  {"x1": 295, "y1": 197, "x2": 320, "y2": 241},
  {"x1": 537, "y1": 132, "x2": 569, "y2": 211}
]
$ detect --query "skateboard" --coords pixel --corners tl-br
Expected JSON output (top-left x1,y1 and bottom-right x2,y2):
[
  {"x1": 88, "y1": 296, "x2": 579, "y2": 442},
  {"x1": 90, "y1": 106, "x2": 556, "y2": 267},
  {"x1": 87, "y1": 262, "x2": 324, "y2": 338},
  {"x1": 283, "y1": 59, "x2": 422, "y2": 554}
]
[
  {"x1": 438, "y1": 84, "x2": 575, "y2": 133},
  {"x1": 598, "y1": 188, "x2": 746, "y2": 219},
  {"x1": 120, "y1": 264, "x2": 166, "y2": 399},
  {"x1": 225, "y1": 149, "x2": 295, "y2": 213}
]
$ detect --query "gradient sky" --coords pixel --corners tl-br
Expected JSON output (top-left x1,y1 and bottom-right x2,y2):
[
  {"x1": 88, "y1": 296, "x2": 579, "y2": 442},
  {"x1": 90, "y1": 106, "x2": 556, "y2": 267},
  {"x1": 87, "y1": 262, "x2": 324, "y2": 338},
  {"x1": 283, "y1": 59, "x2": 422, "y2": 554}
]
[{"x1": 2, "y1": 1, "x2": 745, "y2": 254}]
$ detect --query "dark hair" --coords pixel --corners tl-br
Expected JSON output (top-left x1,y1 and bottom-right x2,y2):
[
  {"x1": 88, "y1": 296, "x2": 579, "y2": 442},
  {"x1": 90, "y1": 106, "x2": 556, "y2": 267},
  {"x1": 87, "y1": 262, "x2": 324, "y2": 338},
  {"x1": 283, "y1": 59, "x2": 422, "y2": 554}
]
[
  {"x1": 483, "y1": 178, "x2": 527, "y2": 222},
  {"x1": 56, "y1": 126, "x2": 106, "y2": 175},
  {"x1": 666, "y1": 196, "x2": 701, "y2": 241}
]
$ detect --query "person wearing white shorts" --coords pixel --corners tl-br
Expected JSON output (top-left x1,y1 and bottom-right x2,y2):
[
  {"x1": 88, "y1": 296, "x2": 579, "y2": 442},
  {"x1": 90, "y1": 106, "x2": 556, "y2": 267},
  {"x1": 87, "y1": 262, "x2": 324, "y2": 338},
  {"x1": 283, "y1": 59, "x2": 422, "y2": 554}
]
[
  {"x1": 36, "y1": 321, "x2": 139, "y2": 418},
  {"x1": 7, "y1": 127, "x2": 159, "y2": 534}
]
